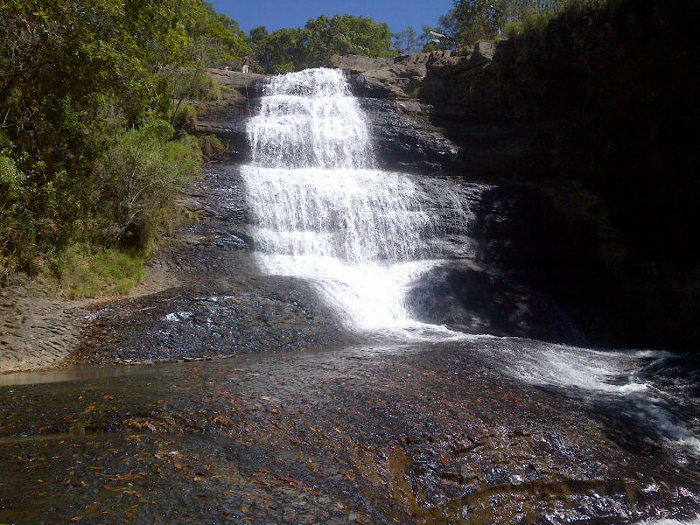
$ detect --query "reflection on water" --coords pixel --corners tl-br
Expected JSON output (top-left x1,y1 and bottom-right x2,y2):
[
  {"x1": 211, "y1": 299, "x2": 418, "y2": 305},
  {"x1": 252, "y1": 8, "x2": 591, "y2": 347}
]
[{"x1": 0, "y1": 364, "x2": 148, "y2": 387}]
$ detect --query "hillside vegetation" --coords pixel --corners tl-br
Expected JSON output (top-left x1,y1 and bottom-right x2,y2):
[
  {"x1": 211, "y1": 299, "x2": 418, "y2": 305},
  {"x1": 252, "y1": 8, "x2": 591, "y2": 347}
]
[
  {"x1": 247, "y1": 15, "x2": 395, "y2": 74},
  {"x1": 0, "y1": 0, "x2": 250, "y2": 291}
]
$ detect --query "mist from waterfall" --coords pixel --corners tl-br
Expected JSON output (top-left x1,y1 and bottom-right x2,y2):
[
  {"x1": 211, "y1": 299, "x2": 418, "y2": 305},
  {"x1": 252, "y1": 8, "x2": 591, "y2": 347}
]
[{"x1": 241, "y1": 68, "x2": 470, "y2": 337}]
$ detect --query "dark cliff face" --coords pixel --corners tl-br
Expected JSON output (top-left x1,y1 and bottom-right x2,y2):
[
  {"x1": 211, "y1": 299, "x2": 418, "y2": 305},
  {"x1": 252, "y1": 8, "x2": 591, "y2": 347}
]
[
  {"x1": 332, "y1": 1, "x2": 699, "y2": 350},
  {"x1": 422, "y1": 3, "x2": 700, "y2": 277},
  {"x1": 464, "y1": 184, "x2": 699, "y2": 350},
  {"x1": 199, "y1": 19, "x2": 699, "y2": 350},
  {"x1": 437, "y1": 1, "x2": 699, "y2": 351}
]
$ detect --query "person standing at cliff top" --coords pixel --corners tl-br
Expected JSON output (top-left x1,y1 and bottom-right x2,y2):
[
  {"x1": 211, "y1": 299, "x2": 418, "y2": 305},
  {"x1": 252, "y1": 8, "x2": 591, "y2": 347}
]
[{"x1": 242, "y1": 55, "x2": 249, "y2": 74}]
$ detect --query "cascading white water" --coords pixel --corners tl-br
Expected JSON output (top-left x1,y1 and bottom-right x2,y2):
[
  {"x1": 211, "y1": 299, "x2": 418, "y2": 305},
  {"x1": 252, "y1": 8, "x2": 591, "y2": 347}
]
[
  {"x1": 249, "y1": 69, "x2": 371, "y2": 170},
  {"x1": 241, "y1": 68, "x2": 469, "y2": 336}
]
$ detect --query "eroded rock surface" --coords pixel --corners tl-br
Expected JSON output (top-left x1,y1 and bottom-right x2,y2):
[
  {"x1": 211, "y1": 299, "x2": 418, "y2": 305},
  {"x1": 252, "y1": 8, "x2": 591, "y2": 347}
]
[
  {"x1": 0, "y1": 277, "x2": 84, "y2": 372},
  {"x1": 1, "y1": 343, "x2": 698, "y2": 523},
  {"x1": 71, "y1": 163, "x2": 356, "y2": 367}
]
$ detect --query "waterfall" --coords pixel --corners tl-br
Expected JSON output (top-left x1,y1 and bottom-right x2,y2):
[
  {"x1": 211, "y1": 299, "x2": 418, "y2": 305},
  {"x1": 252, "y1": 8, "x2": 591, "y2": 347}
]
[
  {"x1": 239, "y1": 69, "x2": 700, "y2": 464},
  {"x1": 241, "y1": 68, "x2": 470, "y2": 336}
]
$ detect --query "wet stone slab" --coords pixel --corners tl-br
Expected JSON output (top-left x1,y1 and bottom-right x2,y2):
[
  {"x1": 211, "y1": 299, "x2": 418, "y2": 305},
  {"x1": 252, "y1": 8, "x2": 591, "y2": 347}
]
[
  {"x1": 70, "y1": 275, "x2": 355, "y2": 366},
  {"x1": 1, "y1": 342, "x2": 698, "y2": 523}
]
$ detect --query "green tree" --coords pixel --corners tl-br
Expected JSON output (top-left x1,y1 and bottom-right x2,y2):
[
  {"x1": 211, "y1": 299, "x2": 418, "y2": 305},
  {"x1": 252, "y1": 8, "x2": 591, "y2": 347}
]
[
  {"x1": 187, "y1": 2, "x2": 252, "y2": 67},
  {"x1": 393, "y1": 26, "x2": 419, "y2": 54},
  {"x1": 419, "y1": 23, "x2": 457, "y2": 52},
  {"x1": 267, "y1": 28, "x2": 305, "y2": 71},
  {"x1": 93, "y1": 119, "x2": 200, "y2": 249},
  {"x1": 448, "y1": 0, "x2": 564, "y2": 44},
  {"x1": 248, "y1": 26, "x2": 273, "y2": 72},
  {"x1": 0, "y1": 0, "x2": 212, "y2": 272},
  {"x1": 250, "y1": 14, "x2": 394, "y2": 73},
  {"x1": 300, "y1": 15, "x2": 394, "y2": 68},
  {"x1": 452, "y1": 0, "x2": 509, "y2": 43}
]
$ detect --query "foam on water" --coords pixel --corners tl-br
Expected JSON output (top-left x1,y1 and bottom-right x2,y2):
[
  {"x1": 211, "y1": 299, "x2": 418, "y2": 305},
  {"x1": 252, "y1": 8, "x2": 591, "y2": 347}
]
[
  {"x1": 491, "y1": 338, "x2": 700, "y2": 457},
  {"x1": 498, "y1": 341, "x2": 655, "y2": 394},
  {"x1": 633, "y1": 518, "x2": 700, "y2": 525}
]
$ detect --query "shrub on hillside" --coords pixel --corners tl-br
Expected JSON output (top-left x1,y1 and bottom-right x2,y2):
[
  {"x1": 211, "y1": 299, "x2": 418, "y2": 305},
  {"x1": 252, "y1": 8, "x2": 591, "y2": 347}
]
[
  {"x1": 93, "y1": 119, "x2": 201, "y2": 251},
  {"x1": 186, "y1": 73, "x2": 224, "y2": 101},
  {"x1": 172, "y1": 104, "x2": 198, "y2": 134},
  {"x1": 199, "y1": 134, "x2": 225, "y2": 159}
]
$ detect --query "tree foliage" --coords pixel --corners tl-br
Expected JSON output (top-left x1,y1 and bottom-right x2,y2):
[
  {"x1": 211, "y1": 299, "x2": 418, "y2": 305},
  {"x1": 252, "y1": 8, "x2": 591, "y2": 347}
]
[
  {"x1": 0, "y1": 0, "x2": 248, "y2": 274},
  {"x1": 447, "y1": 0, "x2": 565, "y2": 44},
  {"x1": 187, "y1": 2, "x2": 252, "y2": 68},
  {"x1": 393, "y1": 26, "x2": 420, "y2": 55},
  {"x1": 249, "y1": 14, "x2": 394, "y2": 73},
  {"x1": 93, "y1": 119, "x2": 201, "y2": 249}
]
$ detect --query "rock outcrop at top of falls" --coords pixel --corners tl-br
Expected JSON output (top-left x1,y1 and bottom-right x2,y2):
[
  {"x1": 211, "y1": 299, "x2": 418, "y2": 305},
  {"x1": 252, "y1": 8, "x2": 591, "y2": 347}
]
[
  {"x1": 193, "y1": 69, "x2": 268, "y2": 153},
  {"x1": 330, "y1": 44, "x2": 496, "y2": 106}
]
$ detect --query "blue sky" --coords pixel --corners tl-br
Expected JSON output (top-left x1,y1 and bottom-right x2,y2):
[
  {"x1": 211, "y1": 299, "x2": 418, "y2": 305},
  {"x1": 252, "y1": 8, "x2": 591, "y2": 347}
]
[{"x1": 208, "y1": 0, "x2": 454, "y2": 35}]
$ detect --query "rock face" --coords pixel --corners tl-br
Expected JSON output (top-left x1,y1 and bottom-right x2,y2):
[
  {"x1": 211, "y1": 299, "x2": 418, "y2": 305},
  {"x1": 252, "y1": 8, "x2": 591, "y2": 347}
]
[
  {"x1": 419, "y1": 41, "x2": 508, "y2": 120},
  {"x1": 335, "y1": 47, "x2": 561, "y2": 178},
  {"x1": 207, "y1": 68, "x2": 267, "y2": 97},
  {"x1": 332, "y1": 45, "x2": 496, "y2": 109},
  {"x1": 407, "y1": 261, "x2": 584, "y2": 344},
  {"x1": 329, "y1": 54, "x2": 395, "y2": 73},
  {"x1": 196, "y1": 38, "x2": 699, "y2": 350},
  {"x1": 194, "y1": 69, "x2": 269, "y2": 161},
  {"x1": 333, "y1": 52, "x2": 449, "y2": 100},
  {"x1": 330, "y1": 51, "x2": 554, "y2": 178},
  {"x1": 0, "y1": 275, "x2": 85, "y2": 372},
  {"x1": 358, "y1": 98, "x2": 460, "y2": 175}
]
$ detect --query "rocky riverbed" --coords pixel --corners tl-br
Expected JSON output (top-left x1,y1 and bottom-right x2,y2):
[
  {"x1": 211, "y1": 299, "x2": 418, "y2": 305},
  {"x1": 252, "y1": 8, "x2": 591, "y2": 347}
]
[
  {"x1": 1, "y1": 148, "x2": 699, "y2": 525},
  {"x1": 2, "y1": 340, "x2": 700, "y2": 524}
]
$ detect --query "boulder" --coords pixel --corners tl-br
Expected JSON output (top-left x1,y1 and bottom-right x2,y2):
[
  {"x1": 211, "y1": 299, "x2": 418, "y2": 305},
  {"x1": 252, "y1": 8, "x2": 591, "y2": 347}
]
[
  {"x1": 407, "y1": 262, "x2": 583, "y2": 344},
  {"x1": 329, "y1": 54, "x2": 394, "y2": 73},
  {"x1": 207, "y1": 68, "x2": 267, "y2": 98},
  {"x1": 358, "y1": 98, "x2": 460, "y2": 174},
  {"x1": 420, "y1": 42, "x2": 498, "y2": 110}
]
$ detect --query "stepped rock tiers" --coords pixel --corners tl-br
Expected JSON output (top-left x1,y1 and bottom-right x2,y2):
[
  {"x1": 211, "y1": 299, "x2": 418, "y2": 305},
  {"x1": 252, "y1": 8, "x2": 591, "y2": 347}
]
[{"x1": 241, "y1": 68, "x2": 471, "y2": 337}]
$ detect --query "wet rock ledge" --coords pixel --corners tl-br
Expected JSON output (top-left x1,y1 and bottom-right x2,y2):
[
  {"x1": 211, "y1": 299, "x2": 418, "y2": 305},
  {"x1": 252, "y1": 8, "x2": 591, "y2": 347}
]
[{"x1": 71, "y1": 163, "x2": 357, "y2": 367}]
